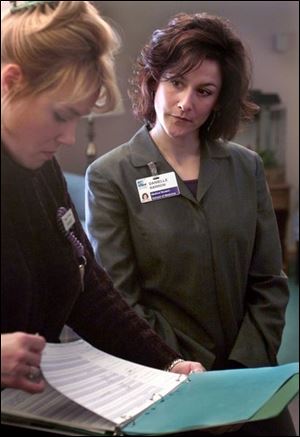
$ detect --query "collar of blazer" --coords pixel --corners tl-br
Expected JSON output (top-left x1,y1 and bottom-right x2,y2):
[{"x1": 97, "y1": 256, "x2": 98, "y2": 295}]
[
  {"x1": 129, "y1": 125, "x2": 230, "y2": 169},
  {"x1": 128, "y1": 125, "x2": 232, "y2": 204}
]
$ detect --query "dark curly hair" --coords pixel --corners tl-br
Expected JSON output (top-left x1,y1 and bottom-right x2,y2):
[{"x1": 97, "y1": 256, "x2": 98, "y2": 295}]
[{"x1": 129, "y1": 12, "x2": 259, "y2": 142}]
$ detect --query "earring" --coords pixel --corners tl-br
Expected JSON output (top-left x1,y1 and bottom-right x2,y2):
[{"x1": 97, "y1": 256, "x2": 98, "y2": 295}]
[{"x1": 207, "y1": 111, "x2": 217, "y2": 132}]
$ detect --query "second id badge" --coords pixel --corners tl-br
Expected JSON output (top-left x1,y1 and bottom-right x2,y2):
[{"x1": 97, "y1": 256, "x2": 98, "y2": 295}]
[
  {"x1": 60, "y1": 208, "x2": 75, "y2": 232},
  {"x1": 136, "y1": 171, "x2": 180, "y2": 203}
]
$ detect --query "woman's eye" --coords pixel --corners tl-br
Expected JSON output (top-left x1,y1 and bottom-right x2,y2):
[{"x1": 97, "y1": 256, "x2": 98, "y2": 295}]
[
  {"x1": 54, "y1": 112, "x2": 68, "y2": 123},
  {"x1": 198, "y1": 89, "x2": 213, "y2": 96},
  {"x1": 169, "y1": 79, "x2": 182, "y2": 88}
]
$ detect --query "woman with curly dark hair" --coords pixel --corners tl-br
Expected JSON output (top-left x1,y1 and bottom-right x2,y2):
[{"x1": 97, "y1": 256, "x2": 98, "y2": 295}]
[{"x1": 86, "y1": 13, "x2": 295, "y2": 435}]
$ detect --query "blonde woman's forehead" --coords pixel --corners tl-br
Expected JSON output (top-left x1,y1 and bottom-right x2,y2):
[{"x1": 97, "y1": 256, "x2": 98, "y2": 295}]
[{"x1": 54, "y1": 91, "x2": 99, "y2": 115}]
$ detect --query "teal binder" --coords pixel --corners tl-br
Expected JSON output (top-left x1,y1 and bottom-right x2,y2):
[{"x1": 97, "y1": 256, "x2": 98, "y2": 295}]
[{"x1": 122, "y1": 364, "x2": 299, "y2": 435}]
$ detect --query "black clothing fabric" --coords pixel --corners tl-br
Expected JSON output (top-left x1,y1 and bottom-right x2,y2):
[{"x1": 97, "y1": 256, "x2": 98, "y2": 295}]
[{"x1": 1, "y1": 145, "x2": 178, "y2": 369}]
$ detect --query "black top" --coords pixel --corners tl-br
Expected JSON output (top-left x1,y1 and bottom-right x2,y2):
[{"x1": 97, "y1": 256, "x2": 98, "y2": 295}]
[{"x1": 1, "y1": 144, "x2": 178, "y2": 369}]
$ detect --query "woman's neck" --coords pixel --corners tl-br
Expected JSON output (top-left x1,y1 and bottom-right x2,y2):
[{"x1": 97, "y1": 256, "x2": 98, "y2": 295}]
[{"x1": 150, "y1": 126, "x2": 201, "y2": 181}]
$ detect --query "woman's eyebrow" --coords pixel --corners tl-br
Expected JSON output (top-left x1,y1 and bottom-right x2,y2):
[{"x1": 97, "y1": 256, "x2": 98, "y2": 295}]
[
  {"x1": 199, "y1": 82, "x2": 218, "y2": 88},
  {"x1": 60, "y1": 107, "x2": 88, "y2": 117}
]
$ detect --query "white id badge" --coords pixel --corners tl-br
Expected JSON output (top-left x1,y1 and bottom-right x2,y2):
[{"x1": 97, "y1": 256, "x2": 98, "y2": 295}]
[
  {"x1": 61, "y1": 208, "x2": 76, "y2": 232},
  {"x1": 136, "y1": 172, "x2": 180, "y2": 203}
]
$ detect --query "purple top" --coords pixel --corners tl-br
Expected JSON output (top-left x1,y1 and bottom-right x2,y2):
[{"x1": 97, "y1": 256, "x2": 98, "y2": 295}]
[{"x1": 184, "y1": 179, "x2": 198, "y2": 197}]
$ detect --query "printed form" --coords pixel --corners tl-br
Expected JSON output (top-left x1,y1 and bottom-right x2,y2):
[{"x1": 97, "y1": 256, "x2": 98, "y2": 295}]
[{"x1": 41, "y1": 339, "x2": 185, "y2": 425}]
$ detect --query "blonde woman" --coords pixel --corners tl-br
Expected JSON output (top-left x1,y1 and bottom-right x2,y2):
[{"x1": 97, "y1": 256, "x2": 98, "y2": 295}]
[{"x1": 1, "y1": 1, "x2": 203, "y2": 397}]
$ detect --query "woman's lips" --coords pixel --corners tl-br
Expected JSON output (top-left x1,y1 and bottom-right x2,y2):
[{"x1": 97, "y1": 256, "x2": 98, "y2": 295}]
[{"x1": 172, "y1": 114, "x2": 193, "y2": 122}]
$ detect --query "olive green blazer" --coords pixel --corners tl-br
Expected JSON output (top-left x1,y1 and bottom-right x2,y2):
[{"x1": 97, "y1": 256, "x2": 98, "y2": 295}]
[{"x1": 86, "y1": 126, "x2": 289, "y2": 370}]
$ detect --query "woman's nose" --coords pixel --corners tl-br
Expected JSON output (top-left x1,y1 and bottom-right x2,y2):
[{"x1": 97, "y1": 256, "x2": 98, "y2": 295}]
[
  {"x1": 178, "y1": 89, "x2": 194, "y2": 111},
  {"x1": 57, "y1": 121, "x2": 77, "y2": 146}
]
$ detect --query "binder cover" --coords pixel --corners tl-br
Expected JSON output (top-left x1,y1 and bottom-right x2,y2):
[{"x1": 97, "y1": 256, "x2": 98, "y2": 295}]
[{"x1": 122, "y1": 364, "x2": 299, "y2": 435}]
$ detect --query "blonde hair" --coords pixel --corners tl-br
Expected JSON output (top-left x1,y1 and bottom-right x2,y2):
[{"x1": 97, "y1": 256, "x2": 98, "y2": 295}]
[{"x1": 1, "y1": 1, "x2": 120, "y2": 113}]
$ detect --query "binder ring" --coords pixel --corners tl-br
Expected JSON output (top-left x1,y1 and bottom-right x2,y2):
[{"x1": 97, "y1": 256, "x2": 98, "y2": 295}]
[{"x1": 150, "y1": 392, "x2": 163, "y2": 402}]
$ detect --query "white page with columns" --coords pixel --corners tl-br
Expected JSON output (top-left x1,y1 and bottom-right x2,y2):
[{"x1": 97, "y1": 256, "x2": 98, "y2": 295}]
[{"x1": 41, "y1": 339, "x2": 186, "y2": 426}]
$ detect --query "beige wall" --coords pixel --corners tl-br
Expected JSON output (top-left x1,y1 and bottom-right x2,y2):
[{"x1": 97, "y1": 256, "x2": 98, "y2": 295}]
[{"x1": 57, "y1": 0, "x2": 299, "y2": 246}]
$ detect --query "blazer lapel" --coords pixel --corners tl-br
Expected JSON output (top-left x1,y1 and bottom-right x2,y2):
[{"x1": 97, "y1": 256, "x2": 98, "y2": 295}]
[
  {"x1": 129, "y1": 126, "x2": 163, "y2": 171},
  {"x1": 196, "y1": 159, "x2": 220, "y2": 203},
  {"x1": 196, "y1": 140, "x2": 230, "y2": 203}
]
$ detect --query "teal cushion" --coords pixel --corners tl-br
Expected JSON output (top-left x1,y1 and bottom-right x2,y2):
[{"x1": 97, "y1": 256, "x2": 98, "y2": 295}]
[{"x1": 64, "y1": 172, "x2": 85, "y2": 223}]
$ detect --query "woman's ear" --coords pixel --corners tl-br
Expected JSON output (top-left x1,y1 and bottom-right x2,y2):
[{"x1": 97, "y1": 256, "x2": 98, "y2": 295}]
[{"x1": 1, "y1": 64, "x2": 24, "y2": 94}]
